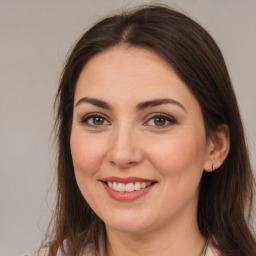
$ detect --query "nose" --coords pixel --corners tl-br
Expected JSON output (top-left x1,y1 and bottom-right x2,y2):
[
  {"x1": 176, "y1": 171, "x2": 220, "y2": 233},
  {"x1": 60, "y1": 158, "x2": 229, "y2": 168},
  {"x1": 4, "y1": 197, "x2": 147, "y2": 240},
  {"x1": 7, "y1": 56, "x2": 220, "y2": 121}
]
[{"x1": 107, "y1": 125, "x2": 144, "y2": 169}]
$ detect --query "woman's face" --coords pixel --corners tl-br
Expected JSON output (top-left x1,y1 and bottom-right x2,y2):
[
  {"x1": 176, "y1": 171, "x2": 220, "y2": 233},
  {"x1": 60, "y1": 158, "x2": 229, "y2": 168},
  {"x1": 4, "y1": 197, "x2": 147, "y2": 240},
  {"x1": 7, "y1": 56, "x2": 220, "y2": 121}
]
[{"x1": 70, "y1": 46, "x2": 212, "y2": 234}]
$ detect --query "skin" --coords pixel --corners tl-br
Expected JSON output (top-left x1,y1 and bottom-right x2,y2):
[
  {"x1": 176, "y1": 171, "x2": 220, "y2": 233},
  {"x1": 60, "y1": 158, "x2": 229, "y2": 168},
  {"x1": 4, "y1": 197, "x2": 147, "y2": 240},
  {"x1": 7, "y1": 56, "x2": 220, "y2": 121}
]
[{"x1": 70, "y1": 46, "x2": 229, "y2": 256}]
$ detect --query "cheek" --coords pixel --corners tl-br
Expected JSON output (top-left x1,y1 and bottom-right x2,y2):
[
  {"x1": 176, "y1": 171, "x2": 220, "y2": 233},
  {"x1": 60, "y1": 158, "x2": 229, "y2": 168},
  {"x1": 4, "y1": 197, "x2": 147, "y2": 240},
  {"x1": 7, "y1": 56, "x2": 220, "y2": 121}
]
[
  {"x1": 145, "y1": 130, "x2": 207, "y2": 218},
  {"x1": 70, "y1": 130, "x2": 108, "y2": 210},
  {"x1": 146, "y1": 129, "x2": 207, "y2": 177},
  {"x1": 70, "y1": 131, "x2": 106, "y2": 176}
]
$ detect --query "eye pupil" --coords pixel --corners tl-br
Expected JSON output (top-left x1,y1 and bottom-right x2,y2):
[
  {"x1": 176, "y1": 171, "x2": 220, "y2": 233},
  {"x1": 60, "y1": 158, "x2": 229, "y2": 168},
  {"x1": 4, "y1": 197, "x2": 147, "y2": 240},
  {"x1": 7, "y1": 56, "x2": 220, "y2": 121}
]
[
  {"x1": 154, "y1": 117, "x2": 166, "y2": 126},
  {"x1": 93, "y1": 117, "x2": 104, "y2": 125}
]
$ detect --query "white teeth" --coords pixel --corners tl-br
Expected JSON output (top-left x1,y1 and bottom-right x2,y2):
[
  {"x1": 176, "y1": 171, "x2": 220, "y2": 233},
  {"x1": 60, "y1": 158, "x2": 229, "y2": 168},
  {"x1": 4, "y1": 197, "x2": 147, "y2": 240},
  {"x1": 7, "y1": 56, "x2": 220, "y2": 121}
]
[
  {"x1": 106, "y1": 181, "x2": 152, "y2": 192},
  {"x1": 141, "y1": 182, "x2": 146, "y2": 189},
  {"x1": 113, "y1": 182, "x2": 118, "y2": 191},
  {"x1": 126, "y1": 183, "x2": 135, "y2": 192},
  {"x1": 107, "y1": 182, "x2": 113, "y2": 189},
  {"x1": 117, "y1": 183, "x2": 126, "y2": 192},
  {"x1": 134, "y1": 182, "x2": 141, "y2": 190}
]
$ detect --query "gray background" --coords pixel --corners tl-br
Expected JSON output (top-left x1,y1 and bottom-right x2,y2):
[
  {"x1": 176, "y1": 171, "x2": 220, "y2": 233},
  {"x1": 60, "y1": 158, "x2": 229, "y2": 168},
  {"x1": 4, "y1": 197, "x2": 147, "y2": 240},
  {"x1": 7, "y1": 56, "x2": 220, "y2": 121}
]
[{"x1": 0, "y1": 1, "x2": 255, "y2": 255}]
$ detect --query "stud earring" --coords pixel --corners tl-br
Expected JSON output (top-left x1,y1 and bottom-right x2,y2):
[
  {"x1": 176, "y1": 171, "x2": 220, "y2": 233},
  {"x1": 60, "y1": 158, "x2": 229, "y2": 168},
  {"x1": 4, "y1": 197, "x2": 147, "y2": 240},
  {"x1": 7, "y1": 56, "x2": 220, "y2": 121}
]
[{"x1": 211, "y1": 164, "x2": 215, "y2": 172}]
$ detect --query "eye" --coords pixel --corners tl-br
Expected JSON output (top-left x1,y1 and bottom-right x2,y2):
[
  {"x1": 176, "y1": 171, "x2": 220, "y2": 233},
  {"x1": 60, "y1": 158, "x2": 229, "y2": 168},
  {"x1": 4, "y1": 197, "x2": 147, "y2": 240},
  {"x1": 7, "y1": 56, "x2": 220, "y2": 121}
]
[
  {"x1": 145, "y1": 114, "x2": 176, "y2": 128},
  {"x1": 80, "y1": 114, "x2": 110, "y2": 127}
]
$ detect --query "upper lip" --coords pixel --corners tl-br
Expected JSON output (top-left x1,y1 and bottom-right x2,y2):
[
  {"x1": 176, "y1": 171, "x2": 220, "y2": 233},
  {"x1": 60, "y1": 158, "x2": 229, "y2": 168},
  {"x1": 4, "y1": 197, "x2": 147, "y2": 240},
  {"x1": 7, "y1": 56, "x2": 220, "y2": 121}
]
[{"x1": 101, "y1": 176, "x2": 156, "y2": 184}]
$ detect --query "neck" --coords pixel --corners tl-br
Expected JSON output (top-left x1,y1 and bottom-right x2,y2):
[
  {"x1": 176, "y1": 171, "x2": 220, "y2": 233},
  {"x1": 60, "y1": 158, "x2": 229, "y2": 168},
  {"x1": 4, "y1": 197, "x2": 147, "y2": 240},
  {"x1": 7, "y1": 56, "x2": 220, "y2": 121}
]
[{"x1": 106, "y1": 206, "x2": 206, "y2": 256}]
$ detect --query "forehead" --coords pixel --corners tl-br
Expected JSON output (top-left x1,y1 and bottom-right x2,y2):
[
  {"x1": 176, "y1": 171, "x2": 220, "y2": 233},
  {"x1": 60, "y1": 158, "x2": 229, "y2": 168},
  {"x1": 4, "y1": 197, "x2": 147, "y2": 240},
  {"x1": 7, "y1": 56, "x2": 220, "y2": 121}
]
[
  {"x1": 74, "y1": 46, "x2": 199, "y2": 111},
  {"x1": 78, "y1": 46, "x2": 173, "y2": 84}
]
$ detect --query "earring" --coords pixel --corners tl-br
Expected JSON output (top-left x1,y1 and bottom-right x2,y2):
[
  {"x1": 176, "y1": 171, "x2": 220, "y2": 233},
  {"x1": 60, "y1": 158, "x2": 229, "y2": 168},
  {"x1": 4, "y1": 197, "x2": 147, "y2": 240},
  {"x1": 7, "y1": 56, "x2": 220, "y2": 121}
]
[{"x1": 211, "y1": 164, "x2": 215, "y2": 172}]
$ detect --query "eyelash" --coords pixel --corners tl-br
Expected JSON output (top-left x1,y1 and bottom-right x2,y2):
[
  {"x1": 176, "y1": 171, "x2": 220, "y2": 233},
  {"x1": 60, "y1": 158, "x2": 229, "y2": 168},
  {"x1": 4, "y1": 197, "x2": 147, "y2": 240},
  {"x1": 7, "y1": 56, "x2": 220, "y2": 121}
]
[
  {"x1": 80, "y1": 113, "x2": 177, "y2": 128},
  {"x1": 80, "y1": 113, "x2": 110, "y2": 127},
  {"x1": 144, "y1": 113, "x2": 177, "y2": 128}
]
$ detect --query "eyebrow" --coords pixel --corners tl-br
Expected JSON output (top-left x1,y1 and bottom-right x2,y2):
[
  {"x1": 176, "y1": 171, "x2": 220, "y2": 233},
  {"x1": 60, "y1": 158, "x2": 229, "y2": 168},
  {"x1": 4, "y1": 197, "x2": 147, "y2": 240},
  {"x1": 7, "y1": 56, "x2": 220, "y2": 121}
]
[
  {"x1": 75, "y1": 97, "x2": 111, "y2": 109},
  {"x1": 136, "y1": 98, "x2": 187, "y2": 112},
  {"x1": 75, "y1": 97, "x2": 186, "y2": 112}
]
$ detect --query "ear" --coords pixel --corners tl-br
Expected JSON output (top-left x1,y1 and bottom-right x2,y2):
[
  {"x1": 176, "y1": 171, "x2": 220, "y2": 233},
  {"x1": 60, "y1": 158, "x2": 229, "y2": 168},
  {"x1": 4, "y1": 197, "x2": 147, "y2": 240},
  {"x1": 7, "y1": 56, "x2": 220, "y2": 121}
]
[{"x1": 204, "y1": 124, "x2": 230, "y2": 172}]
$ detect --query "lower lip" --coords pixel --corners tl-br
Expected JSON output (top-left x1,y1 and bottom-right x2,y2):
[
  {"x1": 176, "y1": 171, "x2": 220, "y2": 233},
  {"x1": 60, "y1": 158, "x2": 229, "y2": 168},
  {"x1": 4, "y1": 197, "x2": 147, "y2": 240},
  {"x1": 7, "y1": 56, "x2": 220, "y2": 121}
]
[{"x1": 102, "y1": 182, "x2": 155, "y2": 201}]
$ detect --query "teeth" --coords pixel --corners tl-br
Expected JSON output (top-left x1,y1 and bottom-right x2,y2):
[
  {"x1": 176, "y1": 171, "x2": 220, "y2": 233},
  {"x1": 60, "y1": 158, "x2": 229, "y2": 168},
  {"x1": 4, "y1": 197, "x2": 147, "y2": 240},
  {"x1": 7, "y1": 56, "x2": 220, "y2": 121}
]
[
  {"x1": 113, "y1": 182, "x2": 118, "y2": 191},
  {"x1": 134, "y1": 182, "x2": 141, "y2": 190},
  {"x1": 107, "y1": 182, "x2": 113, "y2": 189},
  {"x1": 107, "y1": 181, "x2": 152, "y2": 192},
  {"x1": 117, "y1": 183, "x2": 126, "y2": 192},
  {"x1": 126, "y1": 183, "x2": 134, "y2": 192}
]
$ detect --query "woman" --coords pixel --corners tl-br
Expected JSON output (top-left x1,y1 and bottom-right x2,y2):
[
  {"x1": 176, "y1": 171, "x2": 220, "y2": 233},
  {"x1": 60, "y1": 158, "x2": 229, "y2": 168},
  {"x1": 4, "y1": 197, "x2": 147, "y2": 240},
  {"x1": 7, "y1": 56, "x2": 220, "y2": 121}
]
[{"x1": 37, "y1": 4, "x2": 256, "y2": 256}]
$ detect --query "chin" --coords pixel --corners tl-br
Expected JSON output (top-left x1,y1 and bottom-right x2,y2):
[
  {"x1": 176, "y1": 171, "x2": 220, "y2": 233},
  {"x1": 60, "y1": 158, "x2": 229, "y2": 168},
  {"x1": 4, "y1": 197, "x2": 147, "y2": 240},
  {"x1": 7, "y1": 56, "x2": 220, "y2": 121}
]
[{"x1": 102, "y1": 210, "x2": 154, "y2": 234}]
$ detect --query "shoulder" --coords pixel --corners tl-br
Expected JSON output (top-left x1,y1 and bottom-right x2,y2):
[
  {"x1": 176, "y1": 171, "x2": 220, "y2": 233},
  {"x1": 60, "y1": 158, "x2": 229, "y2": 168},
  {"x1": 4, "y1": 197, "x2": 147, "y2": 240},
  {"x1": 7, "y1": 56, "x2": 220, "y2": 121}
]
[
  {"x1": 20, "y1": 247, "x2": 50, "y2": 256},
  {"x1": 206, "y1": 243, "x2": 219, "y2": 256},
  {"x1": 55, "y1": 239, "x2": 94, "y2": 256}
]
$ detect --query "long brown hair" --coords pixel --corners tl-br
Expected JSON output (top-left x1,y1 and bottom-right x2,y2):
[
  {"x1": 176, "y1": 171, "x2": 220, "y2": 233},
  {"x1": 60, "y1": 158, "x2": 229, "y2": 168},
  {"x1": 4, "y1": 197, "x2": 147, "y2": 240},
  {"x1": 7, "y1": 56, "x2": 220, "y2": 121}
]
[{"x1": 44, "y1": 4, "x2": 256, "y2": 256}]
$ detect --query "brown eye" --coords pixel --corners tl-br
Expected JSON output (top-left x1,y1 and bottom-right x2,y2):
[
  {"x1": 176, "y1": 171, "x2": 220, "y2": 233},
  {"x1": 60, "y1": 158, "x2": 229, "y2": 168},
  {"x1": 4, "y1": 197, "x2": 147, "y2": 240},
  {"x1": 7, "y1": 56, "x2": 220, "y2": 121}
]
[
  {"x1": 92, "y1": 117, "x2": 105, "y2": 125},
  {"x1": 154, "y1": 117, "x2": 167, "y2": 126},
  {"x1": 145, "y1": 114, "x2": 177, "y2": 128},
  {"x1": 81, "y1": 114, "x2": 109, "y2": 127}
]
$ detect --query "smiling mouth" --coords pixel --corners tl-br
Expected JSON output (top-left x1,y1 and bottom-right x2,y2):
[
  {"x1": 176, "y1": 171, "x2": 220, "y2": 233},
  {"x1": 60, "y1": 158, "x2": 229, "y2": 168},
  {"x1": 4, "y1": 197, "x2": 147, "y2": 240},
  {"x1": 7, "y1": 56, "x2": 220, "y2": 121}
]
[
  {"x1": 104, "y1": 181, "x2": 154, "y2": 192},
  {"x1": 101, "y1": 177, "x2": 157, "y2": 201}
]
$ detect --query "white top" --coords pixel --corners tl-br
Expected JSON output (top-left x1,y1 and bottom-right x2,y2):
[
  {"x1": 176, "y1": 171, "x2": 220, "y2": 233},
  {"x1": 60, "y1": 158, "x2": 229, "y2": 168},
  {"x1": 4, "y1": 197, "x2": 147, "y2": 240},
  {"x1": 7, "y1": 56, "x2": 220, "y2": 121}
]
[
  {"x1": 205, "y1": 244, "x2": 219, "y2": 256},
  {"x1": 21, "y1": 243, "x2": 218, "y2": 256}
]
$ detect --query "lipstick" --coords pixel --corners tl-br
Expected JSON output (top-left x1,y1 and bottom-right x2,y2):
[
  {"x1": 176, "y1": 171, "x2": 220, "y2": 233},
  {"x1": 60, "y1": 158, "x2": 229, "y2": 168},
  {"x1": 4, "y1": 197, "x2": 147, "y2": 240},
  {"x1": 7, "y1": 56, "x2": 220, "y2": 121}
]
[{"x1": 101, "y1": 176, "x2": 157, "y2": 201}]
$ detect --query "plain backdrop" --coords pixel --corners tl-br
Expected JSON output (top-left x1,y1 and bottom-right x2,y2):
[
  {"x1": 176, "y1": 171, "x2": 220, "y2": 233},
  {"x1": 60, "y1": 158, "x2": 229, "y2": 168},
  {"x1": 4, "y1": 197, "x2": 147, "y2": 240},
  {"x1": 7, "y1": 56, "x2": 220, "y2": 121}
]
[{"x1": 0, "y1": 1, "x2": 255, "y2": 255}]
